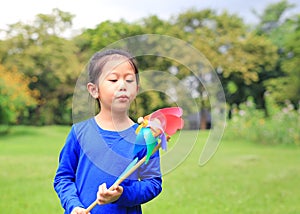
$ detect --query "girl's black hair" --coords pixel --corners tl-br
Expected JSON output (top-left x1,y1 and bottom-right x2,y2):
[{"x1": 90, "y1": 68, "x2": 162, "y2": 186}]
[{"x1": 88, "y1": 49, "x2": 139, "y2": 85}]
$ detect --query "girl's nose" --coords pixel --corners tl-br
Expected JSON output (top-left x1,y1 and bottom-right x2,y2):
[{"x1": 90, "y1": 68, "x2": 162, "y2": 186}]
[{"x1": 118, "y1": 80, "x2": 126, "y2": 90}]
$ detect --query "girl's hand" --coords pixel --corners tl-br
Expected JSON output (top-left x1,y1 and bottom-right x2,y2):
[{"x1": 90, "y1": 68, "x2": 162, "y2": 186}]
[
  {"x1": 71, "y1": 207, "x2": 90, "y2": 214},
  {"x1": 97, "y1": 183, "x2": 123, "y2": 204}
]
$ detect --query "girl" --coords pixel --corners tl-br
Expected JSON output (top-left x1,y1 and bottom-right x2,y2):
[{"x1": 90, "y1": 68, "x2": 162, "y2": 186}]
[{"x1": 54, "y1": 49, "x2": 162, "y2": 214}]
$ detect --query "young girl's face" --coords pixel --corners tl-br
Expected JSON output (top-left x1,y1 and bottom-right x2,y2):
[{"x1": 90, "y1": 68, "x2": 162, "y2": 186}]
[{"x1": 97, "y1": 58, "x2": 138, "y2": 113}]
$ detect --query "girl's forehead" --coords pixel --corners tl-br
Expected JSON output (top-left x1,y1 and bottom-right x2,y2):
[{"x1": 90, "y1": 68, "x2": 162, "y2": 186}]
[{"x1": 102, "y1": 58, "x2": 135, "y2": 75}]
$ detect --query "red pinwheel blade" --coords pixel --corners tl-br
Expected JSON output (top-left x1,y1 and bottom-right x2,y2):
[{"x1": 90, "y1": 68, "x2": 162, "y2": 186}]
[
  {"x1": 164, "y1": 114, "x2": 184, "y2": 135},
  {"x1": 151, "y1": 107, "x2": 183, "y2": 118},
  {"x1": 149, "y1": 111, "x2": 167, "y2": 131},
  {"x1": 149, "y1": 107, "x2": 183, "y2": 132}
]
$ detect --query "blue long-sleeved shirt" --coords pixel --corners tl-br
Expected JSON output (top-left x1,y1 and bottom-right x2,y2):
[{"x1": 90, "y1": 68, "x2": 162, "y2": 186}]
[{"x1": 54, "y1": 118, "x2": 162, "y2": 214}]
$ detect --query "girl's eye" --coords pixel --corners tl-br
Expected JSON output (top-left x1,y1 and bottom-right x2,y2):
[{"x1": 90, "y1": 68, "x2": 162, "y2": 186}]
[
  {"x1": 109, "y1": 80, "x2": 117, "y2": 82},
  {"x1": 126, "y1": 79, "x2": 134, "y2": 83}
]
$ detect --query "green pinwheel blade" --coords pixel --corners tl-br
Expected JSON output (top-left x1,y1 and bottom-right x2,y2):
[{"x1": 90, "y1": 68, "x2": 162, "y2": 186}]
[{"x1": 143, "y1": 128, "x2": 157, "y2": 164}]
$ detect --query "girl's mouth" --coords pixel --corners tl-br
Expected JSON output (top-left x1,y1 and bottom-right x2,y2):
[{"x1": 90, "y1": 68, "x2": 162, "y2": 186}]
[{"x1": 116, "y1": 94, "x2": 129, "y2": 101}]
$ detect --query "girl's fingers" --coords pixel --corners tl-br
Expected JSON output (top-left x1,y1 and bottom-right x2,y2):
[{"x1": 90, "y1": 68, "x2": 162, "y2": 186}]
[
  {"x1": 98, "y1": 183, "x2": 109, "y2": 204},
  {"x1": 113, "y1": 185, "x2": 123, "y2": 194},
  {"x1": 97, "y1": 183, "x2": 123, "y2": 205},
  {"x1": 98, "y1": 183, "x2": 107, "y2": 193}
]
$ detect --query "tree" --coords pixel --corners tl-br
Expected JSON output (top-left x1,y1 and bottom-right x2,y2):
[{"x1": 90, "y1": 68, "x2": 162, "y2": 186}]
[
  {"x1": 254, "y1": 0, "x2": 300, "y2": 109},
  {"x1": 74, "y1": 20, "x2": 143, "y2": 61},
  {"x1": 0, "y1": 65, "x2": 38, "y2": 126},
  {"x1": 254, "y1": 0, "x2": 296, "y2": 40},
  {"x1": 266, "y1": 14, "x2": 300, "y2": 108},
  {"x1": 173, "y1": 9, "x2": 278, "y2": 118},
  {"x1": 0, "y1": 8, "x2": 82, "y2": 124}
]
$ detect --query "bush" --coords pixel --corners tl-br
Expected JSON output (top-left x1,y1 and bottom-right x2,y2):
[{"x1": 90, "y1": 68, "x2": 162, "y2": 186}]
[{"x1": 223, "y1": 97, "x2": 300, "y2": 145}]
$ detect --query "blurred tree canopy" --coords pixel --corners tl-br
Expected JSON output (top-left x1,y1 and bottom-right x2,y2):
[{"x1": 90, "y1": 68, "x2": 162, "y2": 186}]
[
  {"x1": 0, "y1": 9, "x2": 82, "y2": 125},
  {"x1": 0, "y1": 65, "x2": 38, "y2": 124},
  {"x1": 0, "y1": 1, "x2": 299, "y2": 126},
  {"x1": 254, "y1": 0, "x2": 300, "y2": 108}
]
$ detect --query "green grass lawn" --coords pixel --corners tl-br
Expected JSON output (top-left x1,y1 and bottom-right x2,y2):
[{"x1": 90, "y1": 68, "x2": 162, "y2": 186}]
[{"x1": 0, "y1": 126, "x2": 299, "y2": 213}]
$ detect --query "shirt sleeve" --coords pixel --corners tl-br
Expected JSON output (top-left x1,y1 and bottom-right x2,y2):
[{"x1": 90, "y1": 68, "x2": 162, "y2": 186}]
[
  {"x1": 53, "y1": 126, "x2": 84, "y2": 214},
  {"x1": 115, "y1": 150, "x2": 162, "y2": 207}
]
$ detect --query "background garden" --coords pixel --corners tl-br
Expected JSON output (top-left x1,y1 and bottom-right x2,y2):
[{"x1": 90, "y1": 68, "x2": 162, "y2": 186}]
[{"x1": 0, "y1": 0, "x2": 299, "y2": 213}]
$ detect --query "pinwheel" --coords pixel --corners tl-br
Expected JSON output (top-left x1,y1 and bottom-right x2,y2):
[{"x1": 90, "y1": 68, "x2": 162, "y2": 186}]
[
  {"x1": 85, "y1": 107, "x2": 184, "y2": 213},
  {"x1": 134, "y1": 107, "x2": 184, "y2": 163}
]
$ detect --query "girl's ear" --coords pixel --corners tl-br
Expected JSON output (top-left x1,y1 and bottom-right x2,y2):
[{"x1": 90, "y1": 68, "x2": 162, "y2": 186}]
[{"x1": 87, "y1": 82, "x2": 99, "y2": 99}]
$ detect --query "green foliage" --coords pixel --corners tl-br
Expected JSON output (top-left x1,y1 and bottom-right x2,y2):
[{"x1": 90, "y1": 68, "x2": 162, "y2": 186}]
[
  {"x1": 255, "y1": 1, "x2": 300, "y2": 109},
  {"x1": 0, "y1": 9, "x2": 82, "y2": 125},
  {"x1": 174, "y1": 9, "x2": 278, "y2": 114},
  {"x1": 254, "y1": 0, "x2": 296, "y2": 37},
  {"x1": 0, "y1": 2, "x2": 299, "y2": 125},
  {"x1": 75, "y1": 20, "x2": 143, "y2": 58},
  {"x1": 266, "y1": 14, "x2": 300, "y2": 108},
  {"x1": 0, "y1": 65, "x2": 38, "y2": 125},
  {"x1": 224, "y1": 96, "x2": 300, "y2": 145}
]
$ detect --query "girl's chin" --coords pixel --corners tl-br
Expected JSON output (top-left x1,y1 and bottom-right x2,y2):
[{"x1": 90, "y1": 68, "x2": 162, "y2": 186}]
[{"x1": 111, "y1": 104, "x2": 131, "y2": 112}]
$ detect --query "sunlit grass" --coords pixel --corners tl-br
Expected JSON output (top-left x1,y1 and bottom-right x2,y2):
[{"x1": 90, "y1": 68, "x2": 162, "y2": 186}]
[
  {"x1": 0, "y1": 126, "x2": 299, "y2": 213},
  {"x1": 0, "y1": 126, "x2": 68, "y2": 213},
  {"x1": 144, "y1": 130, "x2": 300, "y2": 214}
]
